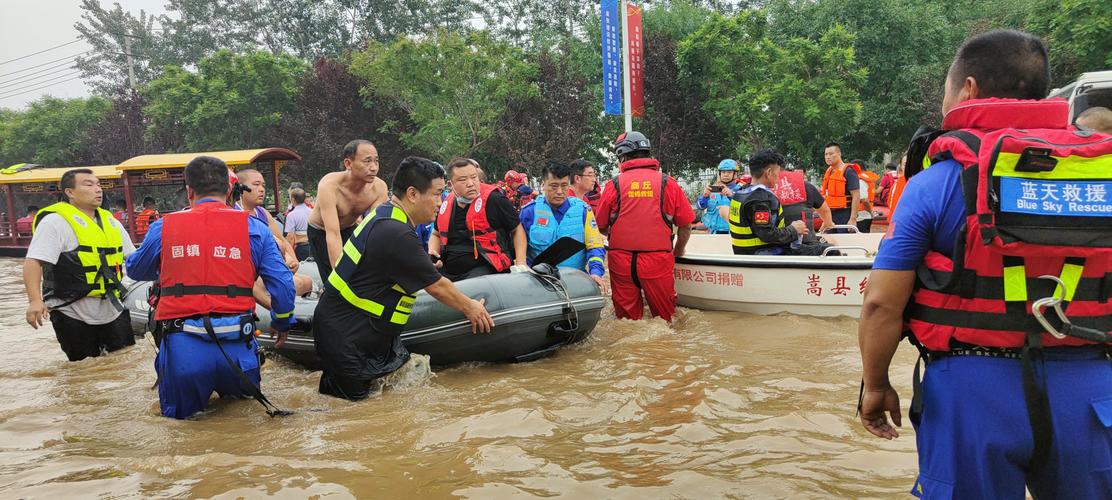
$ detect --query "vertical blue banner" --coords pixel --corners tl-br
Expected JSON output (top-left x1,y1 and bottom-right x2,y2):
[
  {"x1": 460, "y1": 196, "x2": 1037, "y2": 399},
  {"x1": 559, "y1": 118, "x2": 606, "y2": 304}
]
[{"x1": 600, "y1": 0, "x2": 622, "y2": 115}]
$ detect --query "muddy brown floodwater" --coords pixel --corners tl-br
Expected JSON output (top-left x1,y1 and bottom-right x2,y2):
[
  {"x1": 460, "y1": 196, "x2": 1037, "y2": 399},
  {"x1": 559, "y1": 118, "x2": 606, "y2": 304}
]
[{"x1": 0, "y1": 257, "x2": 921, "y2": 498}]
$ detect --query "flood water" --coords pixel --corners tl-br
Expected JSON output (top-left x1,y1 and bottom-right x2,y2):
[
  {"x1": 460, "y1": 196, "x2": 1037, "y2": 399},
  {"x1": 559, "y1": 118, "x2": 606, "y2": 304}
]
[{"x1": 0, "y1": 257, "x2": 921, "y2": 498}]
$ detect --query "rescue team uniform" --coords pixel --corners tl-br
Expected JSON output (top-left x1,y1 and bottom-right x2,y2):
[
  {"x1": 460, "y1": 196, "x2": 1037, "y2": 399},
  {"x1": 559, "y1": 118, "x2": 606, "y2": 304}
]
[
  {"x1": 876, "y1": 170, "x2": 898, "y2": 207},
  {"x1": 772, "y1": 169, "x2": 826, "y2": 242},
  {"x1": 821, "y1": 162, "x2": 860, "y2": 226},
  {"x1": 595, "y1": 158, "x2": 694, "y2": 322},
  {"x1": 28, "y1": 203, "x2": 135, "y2": 361},
  {"x1": 696, "y1": 180, "x2": 742, "y2": 234},
  {"x1": 125, "y1": 199, "x2": 295, "y2": 419},
  {"x1": 436, "y1": 184, "x2": 518, "y2": 282},
  {"x1": 315, "y1": 203, "x2": 442, "y2": 400},
  {"x1": 728, "y1": 185, "x2": 830, "y2": 256},
  {"x1": 505, "y1": 184, "x2": 537, "y2": 212},
  {"x1": 877, "y1": 98, "x2": 1112, "y2": 499},
  {"x1": 519, "y1": 195, "x2": 606, "y2": 276},
  {"x1": 857, "y1": 169, "x2": 879, "y2": 233},
  {"x1": 135, "y1": 208, "x2": 159, "y2": 238}
]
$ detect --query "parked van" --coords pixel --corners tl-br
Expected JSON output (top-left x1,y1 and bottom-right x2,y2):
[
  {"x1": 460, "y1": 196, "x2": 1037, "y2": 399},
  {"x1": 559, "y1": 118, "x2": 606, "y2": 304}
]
[{"x1": 1048, "y1": 70, "x2": 1112, "y2": 124}]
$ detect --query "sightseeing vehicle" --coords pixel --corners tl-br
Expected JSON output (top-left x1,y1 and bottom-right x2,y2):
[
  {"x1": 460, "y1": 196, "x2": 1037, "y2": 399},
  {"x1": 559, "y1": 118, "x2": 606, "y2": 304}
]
[
  {"x1": 0, "y1": 165, "x2": 123, "y2": 256},
  {"x1": 0, "y1": 148, "x2": 303, "y2": 255},
  {"x1": 114, "y1": 148, "x2": 302, "y2": 242}
]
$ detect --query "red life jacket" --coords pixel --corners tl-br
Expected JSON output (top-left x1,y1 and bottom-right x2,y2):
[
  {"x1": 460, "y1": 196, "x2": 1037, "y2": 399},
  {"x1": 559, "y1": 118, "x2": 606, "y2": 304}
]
[
  {"x1": 436, "y1": 183, "x2": 513, "y2": 272},
  {"x1": 607, "y1": 158, "x2": 674, "y2": 252},
  {"x1": 905, "y1": 98, "x2": 1112, "y2": 351},
  {"x1": 772, "y1": 170, "x2": 807, "y2": 206},
  {"x1": 155, "y1": 202, "x2": 257, "y2": 320}
]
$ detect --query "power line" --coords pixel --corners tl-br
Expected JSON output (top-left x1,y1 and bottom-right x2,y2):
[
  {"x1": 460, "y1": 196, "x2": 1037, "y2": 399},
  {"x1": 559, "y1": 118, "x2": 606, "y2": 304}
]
[
  {"x1": 0, "y1": 76, "x2": 84, "y2": 102},
  {"x1": 0, "y1": 72, "x2": 81, "y2": 98},
  {"x1": 0, "y1": 51, "x2": 89, "y2": 79},
  {"x1": 0, "y1": 62, "x2": 78, "y2": 88},
  {"x1": 0, "y1": 38, "x2": 84, "y2": 66}
]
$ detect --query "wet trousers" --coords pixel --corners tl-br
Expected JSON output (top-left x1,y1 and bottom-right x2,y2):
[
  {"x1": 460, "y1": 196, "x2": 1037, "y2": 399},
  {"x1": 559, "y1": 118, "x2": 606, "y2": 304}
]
[
  {"x1": 912, "y1": 348, "x2": 1112, "y2": 499},
  {"x1": 156, "y1": 331, "x2": 261, "y2": 419},
  {"x1": 607, "y1": 250, "x2": 676, "y2": 323}
]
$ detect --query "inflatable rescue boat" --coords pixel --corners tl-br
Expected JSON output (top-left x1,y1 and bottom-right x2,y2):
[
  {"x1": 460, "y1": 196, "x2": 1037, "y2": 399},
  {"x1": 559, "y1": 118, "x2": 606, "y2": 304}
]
[{"x1": 123, "y1": 265, "x2": 606, "y2": 368}]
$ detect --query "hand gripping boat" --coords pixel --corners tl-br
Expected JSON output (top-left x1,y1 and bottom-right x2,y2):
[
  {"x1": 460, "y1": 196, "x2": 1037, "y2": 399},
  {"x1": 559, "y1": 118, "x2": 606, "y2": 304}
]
[
  {"x1": 123, "y1": 265, "x2": 606, "y2": 367},
  {"x1": 674, "y1": 229, "x2": 884, "y2": 318}
]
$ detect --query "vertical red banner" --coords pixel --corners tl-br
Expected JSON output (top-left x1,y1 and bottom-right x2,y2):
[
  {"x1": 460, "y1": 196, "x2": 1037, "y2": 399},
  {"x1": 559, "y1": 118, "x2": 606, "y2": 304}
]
[{"x1": 626, "y1": 3, "x2": 644, "y2": 118}]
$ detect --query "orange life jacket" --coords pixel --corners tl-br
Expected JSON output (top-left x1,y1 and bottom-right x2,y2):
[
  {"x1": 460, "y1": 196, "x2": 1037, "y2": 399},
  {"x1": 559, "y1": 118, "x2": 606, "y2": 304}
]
[
  {"x1": 858, "y1": 169, "x2": 879, "y2": 210},
  {"x1": 135, "y1": 208, "x2": 159, "y2": 235},
  {"x1": 821, "y1": 163, "x2": 863, "y2": 210}
]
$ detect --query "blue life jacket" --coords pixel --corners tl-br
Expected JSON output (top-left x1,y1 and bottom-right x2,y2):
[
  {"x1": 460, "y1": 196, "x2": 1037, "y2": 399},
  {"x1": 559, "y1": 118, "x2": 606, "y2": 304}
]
[
  {"x1": 701, "y1": 181, "x2": 741, "y2": 233},
  {"x1": 527, "y1": 195, "x2": 587, "y2": 271}
]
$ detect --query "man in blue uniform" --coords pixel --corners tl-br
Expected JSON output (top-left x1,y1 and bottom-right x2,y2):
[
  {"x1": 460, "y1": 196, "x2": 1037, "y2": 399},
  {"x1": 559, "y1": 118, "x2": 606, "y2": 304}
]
[
  {"x1": 126, "y1": 156, "x2": 295, "y2": 419},
  {"x1": 519, "y1": 161, "x2": 608, "y2": 293},
  {"x1": 697, "y1": 159, "x2": 743, "y2": 234},
  {"x1": 858, "y1": 30, "x2": 1112, "y2": 498}
]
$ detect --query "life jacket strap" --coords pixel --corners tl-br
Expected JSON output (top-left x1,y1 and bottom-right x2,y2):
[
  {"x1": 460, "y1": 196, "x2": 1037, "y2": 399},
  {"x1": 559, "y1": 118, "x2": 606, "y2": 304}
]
[{"x1": 162, "y1": 283, "x2": 255, "y2": 298}]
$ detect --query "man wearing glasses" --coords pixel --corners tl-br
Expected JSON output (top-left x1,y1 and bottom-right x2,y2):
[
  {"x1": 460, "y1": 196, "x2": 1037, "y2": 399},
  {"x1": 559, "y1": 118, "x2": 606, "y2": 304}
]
[
  {"x1": 569, "y1": 159, "x2": 602, "y2": 213},
  {"x1": 519, "y1": 161, "x2": 608, "y2": 293}
]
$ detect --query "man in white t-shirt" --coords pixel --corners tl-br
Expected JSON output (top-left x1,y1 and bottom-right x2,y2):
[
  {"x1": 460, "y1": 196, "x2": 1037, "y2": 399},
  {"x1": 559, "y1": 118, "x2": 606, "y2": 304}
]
[{"x1": 24, "y1": 169, "x2": 137, "y2": 361}]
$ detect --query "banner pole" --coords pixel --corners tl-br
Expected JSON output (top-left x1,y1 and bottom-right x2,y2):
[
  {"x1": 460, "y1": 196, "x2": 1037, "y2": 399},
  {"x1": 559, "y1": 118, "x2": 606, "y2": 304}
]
[{"x1": 620, "y1": 0, "x2": 633, "y2": 133}]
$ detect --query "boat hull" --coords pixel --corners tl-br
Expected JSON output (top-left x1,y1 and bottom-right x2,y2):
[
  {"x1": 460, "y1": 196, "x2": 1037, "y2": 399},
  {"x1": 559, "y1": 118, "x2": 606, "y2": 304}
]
[
  {"x1": 674, "y1": 234, "x2": 880, "y2": 318},
  {"x1": 123, "y1": 268, "x2": 606, "y2": 368}
]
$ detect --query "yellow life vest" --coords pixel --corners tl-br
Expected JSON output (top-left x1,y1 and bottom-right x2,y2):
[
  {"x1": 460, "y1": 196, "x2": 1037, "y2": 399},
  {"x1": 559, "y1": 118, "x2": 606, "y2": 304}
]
[{"x1": 32, "y1": 202, "x2": 125, "y2": 302}]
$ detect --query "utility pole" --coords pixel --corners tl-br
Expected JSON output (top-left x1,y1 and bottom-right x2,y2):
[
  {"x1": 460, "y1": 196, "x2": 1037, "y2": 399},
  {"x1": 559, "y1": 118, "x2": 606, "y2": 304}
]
[
  {"x1": 620, "y1": 0, "x2": 632, "y2": 133},
  {"x1": 123, "y1": 35, "x2": 136, "y2": 90}
]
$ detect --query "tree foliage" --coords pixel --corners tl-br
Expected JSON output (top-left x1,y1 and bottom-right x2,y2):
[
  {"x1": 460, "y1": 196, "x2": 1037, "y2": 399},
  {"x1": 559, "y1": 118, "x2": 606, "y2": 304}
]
[
  {"x1": 679, "y1": 11, "x2": 865, "y2": 168},
  {"x1": 353, "y1": 31, "x2": 538, "y2": 160},
  {"x1": 0, "y1": 96, "x2": 110, "y2": 166},
  {"x1": 143, "y1": 50, "x2": 308, "y2": 151}
]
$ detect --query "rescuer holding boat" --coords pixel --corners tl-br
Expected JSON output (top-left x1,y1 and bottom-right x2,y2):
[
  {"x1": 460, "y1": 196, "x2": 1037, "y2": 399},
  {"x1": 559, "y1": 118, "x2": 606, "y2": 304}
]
[
  {"x1": 519, "y1": 160, "x2": 608, "y2": 293},
  {"x1": 315, "y1": 157, "x2": 493, "y2": 400},
  {"x1": 428, "y1": 157, "x2": 529, "y2": 282},
  {"x1": 858, "y1": 30, "x2": 1112, "y2": 498},
  {"x1": 595, "y1": 131, "x2": 694, "y2": 323},
  {"x1": 728, "y1": 149, "x2": 833, "y2": 256},
  {"x1": 125, "y1": 156, "x2": 296, "y2": 419},
  {"x1": 24, "y1": 168, "x2": 136, "y2": 361}
]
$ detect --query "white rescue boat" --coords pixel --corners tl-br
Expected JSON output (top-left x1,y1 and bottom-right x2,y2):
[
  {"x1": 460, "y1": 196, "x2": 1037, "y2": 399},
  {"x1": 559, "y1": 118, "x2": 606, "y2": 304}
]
[{"x1": 675, "y1": 228, "x2": 883, "y2": 318}]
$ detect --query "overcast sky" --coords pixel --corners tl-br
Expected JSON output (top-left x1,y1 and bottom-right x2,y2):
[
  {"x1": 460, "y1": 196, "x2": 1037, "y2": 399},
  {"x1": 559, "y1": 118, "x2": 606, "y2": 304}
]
[{"x1": 0, "y1": 0, "x2": 166, "y2": 110}]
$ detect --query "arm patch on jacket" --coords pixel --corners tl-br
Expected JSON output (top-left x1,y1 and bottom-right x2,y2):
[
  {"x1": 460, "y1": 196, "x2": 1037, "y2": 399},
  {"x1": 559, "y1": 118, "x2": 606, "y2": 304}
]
[{"x1": 753, "y1": 209, "x2": 771, "y2": 226}]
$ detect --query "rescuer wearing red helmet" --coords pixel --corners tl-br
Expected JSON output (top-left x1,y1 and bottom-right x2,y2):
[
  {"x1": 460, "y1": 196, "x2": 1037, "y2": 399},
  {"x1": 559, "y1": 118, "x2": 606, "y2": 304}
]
[{"x1": 595, "y1": 131, "x2": 694, "y2": 322}]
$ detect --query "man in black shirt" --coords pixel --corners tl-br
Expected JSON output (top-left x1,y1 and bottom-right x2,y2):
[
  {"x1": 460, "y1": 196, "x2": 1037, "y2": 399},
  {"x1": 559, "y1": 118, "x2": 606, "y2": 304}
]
[
  {"x1": 428, "y1": 157, "x2": 528, "y2": 281},
  {"x1": 729, "y1": 149, "x2": 834, "y2": 256},
  {"x1": 314, "y1": 157, "x2": 494, "y2": 400}
]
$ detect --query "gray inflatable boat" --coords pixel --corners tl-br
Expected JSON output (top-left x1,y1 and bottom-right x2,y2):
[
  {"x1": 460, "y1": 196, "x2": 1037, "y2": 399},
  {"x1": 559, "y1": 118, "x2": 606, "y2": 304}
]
[{"x1": 123, "y1": 265, "x2": 606, "y2": 368}]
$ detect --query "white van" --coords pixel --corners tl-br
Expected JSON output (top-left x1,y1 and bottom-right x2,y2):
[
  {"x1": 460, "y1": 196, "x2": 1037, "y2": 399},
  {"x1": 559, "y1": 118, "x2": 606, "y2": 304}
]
[{"x1": 1048, "y1": 70, "x2": 1112, "y2": 124}]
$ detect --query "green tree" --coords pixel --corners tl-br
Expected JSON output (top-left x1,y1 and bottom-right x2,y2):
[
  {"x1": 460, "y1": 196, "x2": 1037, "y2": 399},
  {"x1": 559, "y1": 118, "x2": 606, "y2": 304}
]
[
  {"x1": 1026, "y1": 0, "x2": 1112, "y2": 85},
  {"x1": 75, "y1": 0, "x2": 177, "y2": 94},
  {"x1": 143, "y1": 50, "x2": 308, "y2": 150},
  {"x1": 679, "y1": 11, "x2": 865, "y2": 168},
  {"x1": 767, "y1": 0, "x2": 951, "y2": 166},
  {"x1": 352, "y1": 30, "x2": 539, "y2": 160},
  {"x1": 0, "y1": 96, "x2": 111, "y2": 166}
]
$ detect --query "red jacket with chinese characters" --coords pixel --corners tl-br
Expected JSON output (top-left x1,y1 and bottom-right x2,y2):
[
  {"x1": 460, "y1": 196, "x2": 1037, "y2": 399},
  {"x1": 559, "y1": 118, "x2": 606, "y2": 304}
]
[{"x1": 155, "y1": 202, "x2": 256, "y2": 320}]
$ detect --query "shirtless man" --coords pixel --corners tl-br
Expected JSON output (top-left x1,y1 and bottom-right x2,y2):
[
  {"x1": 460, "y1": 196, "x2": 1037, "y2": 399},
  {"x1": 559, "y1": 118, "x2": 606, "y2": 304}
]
[
  {"x1": 236, "y1": 169, "x2": 314, "y2": 303},
  {"x1": 308, "y1": 139, "x2": 390, "y2": 279}
]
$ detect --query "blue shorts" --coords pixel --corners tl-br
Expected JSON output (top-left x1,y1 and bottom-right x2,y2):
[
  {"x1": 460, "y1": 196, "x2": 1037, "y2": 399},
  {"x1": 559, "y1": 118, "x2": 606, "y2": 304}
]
[
  {"x1": 155, "y1": 331, "x2": 261, "y2": 420},
  {"x1": 913, "y1": 349, "x2": 1112, "y2": 499}
]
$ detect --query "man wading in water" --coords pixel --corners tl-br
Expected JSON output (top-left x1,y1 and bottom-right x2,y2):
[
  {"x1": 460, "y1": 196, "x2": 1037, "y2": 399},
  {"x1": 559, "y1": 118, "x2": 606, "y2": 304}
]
[{"x1": 308, "y1": 139, "x2": 389, "y2": 279}]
